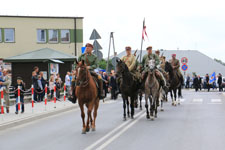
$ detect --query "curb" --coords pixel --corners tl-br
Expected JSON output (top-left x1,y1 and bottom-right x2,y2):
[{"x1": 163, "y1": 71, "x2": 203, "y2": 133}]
[{"x1": 0, "y1": 104, "x2": 78, "y2": 131}]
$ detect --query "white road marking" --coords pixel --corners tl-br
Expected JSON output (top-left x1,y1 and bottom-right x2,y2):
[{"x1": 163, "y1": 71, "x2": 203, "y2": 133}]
[
  {"x1": 95, "y1": 113, "x2": 146, "y2": 150},
  {"x1": 192, "y1": 99, "x2": 203, "y2": 103},
  {"x1": 211, "y1": 99, "x2": 222, "y2": 103},
  {"x1": 84, "y1": 110, "x2": 144, "y2": 150},
  {"x1": 207, "y1": 99, "x2": 222, "y2": 104}
]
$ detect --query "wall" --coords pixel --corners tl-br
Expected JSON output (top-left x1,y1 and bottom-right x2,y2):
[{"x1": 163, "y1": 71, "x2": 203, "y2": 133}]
[{"x1": 0, "y1": 16, "x2": 83, "y2": 58}]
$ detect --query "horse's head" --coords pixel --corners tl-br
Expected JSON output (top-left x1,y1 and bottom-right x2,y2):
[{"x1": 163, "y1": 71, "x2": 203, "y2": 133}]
[
  {"x1": 116, "y1": 59, "x2": 128, "y2": 73},
  {"x1": 165, "y1": 61, "x2": 173, "y2": 73},
  {"x1": 75, "y1": 59, "x2": 89, "y2": 86},
  {"x1": 148, "y1": 59, "x2": 156, "y2": 72}
]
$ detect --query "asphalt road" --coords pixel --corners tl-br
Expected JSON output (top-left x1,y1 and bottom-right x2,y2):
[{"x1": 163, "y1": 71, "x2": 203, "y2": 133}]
[{"x1": 0, "y1": 90, "x2": 225, "y2": 150}]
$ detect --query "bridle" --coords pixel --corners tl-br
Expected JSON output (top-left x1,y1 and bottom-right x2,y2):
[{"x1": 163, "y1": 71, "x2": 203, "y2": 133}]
[{"x1": 76, "y1": 65, "x2": 90, "y2": 87}]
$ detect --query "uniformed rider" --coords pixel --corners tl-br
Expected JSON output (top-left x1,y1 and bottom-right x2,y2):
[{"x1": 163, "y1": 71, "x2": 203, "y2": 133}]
[
  {"x1": 77, "y1": 43, "x2": 104, "y2": 99},
  {"x1": 142, "y1": 46, "x2": 167, "y2": 90},
  {"x1": 169, "y1": 54, "x2": 184, "y2": 85}
]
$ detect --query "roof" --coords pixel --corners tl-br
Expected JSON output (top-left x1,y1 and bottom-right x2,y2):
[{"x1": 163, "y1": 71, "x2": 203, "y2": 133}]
[
  {"x1": 4, "y1": 48, "x2": 76, "y2": 63},
  {"x1": 112, "y1": 50, "x2": 225, "y2": 76},
  {"x1": 0, "y1": 15, "x2": 83, "y2": 19}
]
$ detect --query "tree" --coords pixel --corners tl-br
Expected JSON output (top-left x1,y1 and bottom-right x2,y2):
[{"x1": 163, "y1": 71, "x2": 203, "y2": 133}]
[
  {"x1": 98, "y1": 59, "x2": 114, "y2": 72},
  {"x1": 214, "y1": 58, "x2": 225, "y2": 66}
]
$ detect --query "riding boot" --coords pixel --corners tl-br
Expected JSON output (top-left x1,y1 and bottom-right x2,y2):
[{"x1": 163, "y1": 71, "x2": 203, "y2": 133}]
[
  {"x1": 156, "y1": 72, "x2": 168, "y2": 92},
  {"x1": 98, "y1": 79, "x2": 104, "y2": 99}
]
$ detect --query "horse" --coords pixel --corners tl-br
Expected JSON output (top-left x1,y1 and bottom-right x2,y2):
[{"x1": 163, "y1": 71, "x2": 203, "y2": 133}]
[
  {"x1": 144, "y1": 59, "x2": 161, "y2": 120},
  {"x1": 164, "y1": 61, "x2": 182, "y2": 106},
  {"x1": 116, "y1": 59, "x2": 139, "y2": 120},
  {"x1": 75, "y1": 59, "x2": 100, "y2": 134}
]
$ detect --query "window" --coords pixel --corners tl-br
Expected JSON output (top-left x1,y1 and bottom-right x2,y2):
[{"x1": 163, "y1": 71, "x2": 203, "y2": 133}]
[
  {"x1": 48, "y1": 29, "x2": 58, "y2": 43},
  {"x1": 0, "y1": 29, "x2": 2, "y2": 42},
  {"x1": 4, "y1": 28, "x2": 15, "y2": 42},
  {"x1": 37, "y1": 29, "x2": 46, "y2": 43},
  {"x1": 61, "y1": 29, "x2": 70, "y2": 43}
]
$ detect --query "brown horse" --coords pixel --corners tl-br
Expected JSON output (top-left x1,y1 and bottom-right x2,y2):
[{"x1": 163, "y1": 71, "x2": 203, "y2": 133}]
[{"x1": 75, "y1": 60, "x2": 100, "y2": 134}]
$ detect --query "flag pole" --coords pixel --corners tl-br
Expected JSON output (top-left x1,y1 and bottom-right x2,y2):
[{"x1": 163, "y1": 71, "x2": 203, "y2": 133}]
[{"x1": 140, "y1": 18, "x2": 145, "y2": 63}]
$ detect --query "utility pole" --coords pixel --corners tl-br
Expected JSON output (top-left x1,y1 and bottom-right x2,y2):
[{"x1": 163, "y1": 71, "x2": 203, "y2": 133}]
[{"x1": 107, "y1": 32, "x2": 116, "y2": 72}]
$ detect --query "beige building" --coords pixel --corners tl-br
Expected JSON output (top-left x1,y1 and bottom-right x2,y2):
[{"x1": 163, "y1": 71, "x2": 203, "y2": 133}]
[{"x1": 0, "y1": 15, "x2": 83, "y2": 59}]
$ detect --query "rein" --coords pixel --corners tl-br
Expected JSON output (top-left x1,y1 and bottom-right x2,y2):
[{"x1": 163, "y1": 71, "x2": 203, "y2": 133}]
[{"x1": 77, "y1": 67, "x2": 90, "y2": 87}]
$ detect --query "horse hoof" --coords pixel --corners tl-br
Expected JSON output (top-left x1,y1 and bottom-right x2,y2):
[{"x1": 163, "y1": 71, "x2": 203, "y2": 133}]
[
  {"x1": 123, "y1": 117, "x2": 126, "y2": 121},
  {"x1": 155, "y1": 115, "x2": 157, "y2": 118},
  {"x1": 86, "y1": 128, "x2": 90, "y2": 132},
  {"x1": 178, "y1": 102, "x2": 180, "y2": 105},
  {"x1": 146, "y1": 115, "x2": 150, "y2": 119},
  {"x1": 172, "y1": 103, "x2": 174, "y2": 106},
  {"x1": 82, "y1": 130, "x2": 86, "y2": 134},
  {"x1": 150, "y1": 116, "x2": 154, "y2": 121},
  {"x1": 140, "y1": 107, "x2": 142, "y2": 110},
  {"x1": 92, "y1": 128, "x2": 96, "y2": 132},
  {"x1": 128, "y1": 114, "x2": 130, "y2": 118},
  {"x1": 131, "y1": 116, "x2": 134, "y2": 119}
]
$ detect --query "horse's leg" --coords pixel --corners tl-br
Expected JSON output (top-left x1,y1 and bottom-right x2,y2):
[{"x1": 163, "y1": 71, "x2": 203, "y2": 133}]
[
  {"x1": 79, "y1": 102, "x2": 86, "y2": 134},
  {"x1": 122, "y1": 95, "x2": 127, "y2": 120},
  {"x1": 139, "y1": 93, "x2": 142, "y2": 110},
  {"x1": 86, "y1": 102, "x2": 94, "y2": 132},
  {"x1": 130, "y1": 97, "x2": 135, "y2": 119},
  {"x1": 127, "y1": 97, "x2": 130, "y2": 118},
  {"x1": 174, "y1": 89, "x2": 177, "y2": 106},
  {"x1": 149, "y1": 96, "x2": 154, "y2": 120},
  {"x1": 145, "y1": 94, "x2": 150, "y2": 119},
  {"x1": 178, "y1": 86, "x2": 182, "y2": 105},
  {"x1": 92, "y1": 98, "x2": 99, "y2": 131},
  {"x1": 170, "y1": 89, "x2": 174, "y2": 106}
]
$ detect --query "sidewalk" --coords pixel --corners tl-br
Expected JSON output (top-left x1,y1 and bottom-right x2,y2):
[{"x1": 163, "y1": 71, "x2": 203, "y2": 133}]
[{"x1": 0, "y1": 94, "x2": 112, "y2": 130}]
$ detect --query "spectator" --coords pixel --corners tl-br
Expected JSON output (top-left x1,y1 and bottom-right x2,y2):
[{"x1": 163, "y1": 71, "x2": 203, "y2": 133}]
[
  {"x1": 102, "y1": 72, "x2": 109, "y2": 98},
  {"x1": 15, "y1": 77, "x2": 25, "y2": 114},
  {"x1": 49, "y1": 76, "x2": 55, "y2": 100},
  {"x1": 32, "y1": 71, "x2": 38, "y2": 102},
  {"x1": 186, "y1": 74, "x2": 190, "y2": 89},
  {"x1": 40, "y1": 72, "x2": 47, "y2": 99},
  {"x1": 65, "y1": 72, "x2": 71, "y2": 96},
  {"x1": 34, "y1": 66, "x2": 39, "y2": 75},
  {"x1": 56, "y1": 73, "x2": 62, "y2": 86},
  {"x1": 218, "y1": 73, "x2": 223, "y2": 92},
  {"x1": 37, "y1": 75, "x2": 44, "y2": 102},
  {"x1": 205, "y1": 74, "x2": 210, "y2": 92},
  {"x1": 109, "y1": 71, "x2": 117, "y2": 100},
  {"x1": 70, "y1": 70, "x2": 77, "y2": 103},
  {"x1": 193, "y1": 75, "x2": 199, "y2": 92},
  {"x1": 55, "y1": 78, "x2": 61, "y2": 100},
  {"x1": 0, "y1": 69, "x2": 11, "y2": 113},
  {"x1": 198, "y1": 75, "x2": 202, "y2": 91}
]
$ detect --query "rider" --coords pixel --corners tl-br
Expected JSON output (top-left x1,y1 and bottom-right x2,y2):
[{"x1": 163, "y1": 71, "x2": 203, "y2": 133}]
[
  {"x1": 169, "y1": 54, "x2": 184, "y2": 85},
  {"x1": 121, "y1": 46, "x2": 140, "y2": 81},
  {"x1": 77, "y1": 43, "x2": 104, "y2": 99},
  {"x1": 142, "y1": 46, "x2": 167, "y2": 91}
]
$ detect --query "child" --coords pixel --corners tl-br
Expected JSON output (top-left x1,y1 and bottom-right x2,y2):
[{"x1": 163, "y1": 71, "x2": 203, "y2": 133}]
[
  {"x1": 14, "y1": 77, "x2": 25, "y2": 114},
  {"x1": 49, "y1": 76, "x2": 55, "y2": 100},
  {"x1": 55, "y1": 78, "x2": 61, "y2": 100}
]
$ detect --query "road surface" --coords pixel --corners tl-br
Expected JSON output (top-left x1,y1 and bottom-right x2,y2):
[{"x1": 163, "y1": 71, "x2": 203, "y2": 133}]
[{"x1": 0, "y1": 90, "x2": 225, "y2": 150}]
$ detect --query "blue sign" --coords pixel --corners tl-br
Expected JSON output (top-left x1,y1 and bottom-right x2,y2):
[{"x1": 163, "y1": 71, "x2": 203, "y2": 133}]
[
  {"x1": 81, "y1": 47, "x2": 86, "y2": 54},
  {"x1": 181, "y1": 64, "x2": 188, "y2": 71}
]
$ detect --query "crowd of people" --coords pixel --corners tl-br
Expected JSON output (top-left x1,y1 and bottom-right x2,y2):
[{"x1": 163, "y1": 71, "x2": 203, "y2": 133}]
[{"x1": 185, "y1": 73, "x2": 224, "y2": 92}]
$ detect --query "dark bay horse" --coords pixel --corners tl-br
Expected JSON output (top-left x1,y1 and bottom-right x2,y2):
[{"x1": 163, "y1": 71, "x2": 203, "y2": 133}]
[
  {"x1": 165, "y1": 61, "x2": 182, "y2": 106},
  {"x1": 144, "y1": 59, "x2": 160, "y2": 120},
  {"x1": 75, "y1": 60, "x2": 100, "y2": 134},
  {"x1": 116, "y1": 59, "x2": 139, "y2": 120}
]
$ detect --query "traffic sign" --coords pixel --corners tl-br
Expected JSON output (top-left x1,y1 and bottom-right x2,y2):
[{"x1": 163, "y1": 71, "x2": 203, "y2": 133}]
[
  {"x1": 111, "y1": 57, "x2": 120, "y2": 67},
  {"x1": 93, "y1": 40, "x2": 102, "y2": 50},
  {"x1": 90, "y1": 29, "x2": 101, "y2": 40},
  {"x1": 93, "y1": 50, "x2": 103, "y2": 60},
  {"x1": 181, "y1": 57, "x2": 188, "y2": 64},
  {"x1": 181, "y1": 64, "x2": 188, "y2": 71}
]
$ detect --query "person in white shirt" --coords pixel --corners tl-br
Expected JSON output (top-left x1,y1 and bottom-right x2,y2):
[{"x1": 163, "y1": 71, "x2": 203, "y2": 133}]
[{"x1": 65, "y1": 72, "x2": 71, "y2": 96}]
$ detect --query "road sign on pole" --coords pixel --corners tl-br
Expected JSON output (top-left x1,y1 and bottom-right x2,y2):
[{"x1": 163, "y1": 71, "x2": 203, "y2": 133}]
[
  {"x1": 90, "y1": 29, "x2": 101, "y2": 40},
  {"x1": 181, "y1": 57, "x2": 188, "y2": 64},
  {"x1": 181, "y1": 64, "x2": 188, "y2": 71}
]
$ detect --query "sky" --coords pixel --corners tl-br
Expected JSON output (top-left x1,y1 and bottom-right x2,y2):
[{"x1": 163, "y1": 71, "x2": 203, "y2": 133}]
[{"x1": 1, "y1": 0, "x2": 225, "y2": 61}]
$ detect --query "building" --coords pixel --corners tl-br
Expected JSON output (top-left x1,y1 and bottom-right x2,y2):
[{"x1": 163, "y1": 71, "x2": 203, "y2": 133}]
[
  {"x1": 113, "y1": 50, "x2": 225, "y2": 77},
  {"x1": 4, "y1": 48, "x2": 76, "y2": 87},
  {"x1": 0, "y1": 15, "x2": 83, "y2": 59}
]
